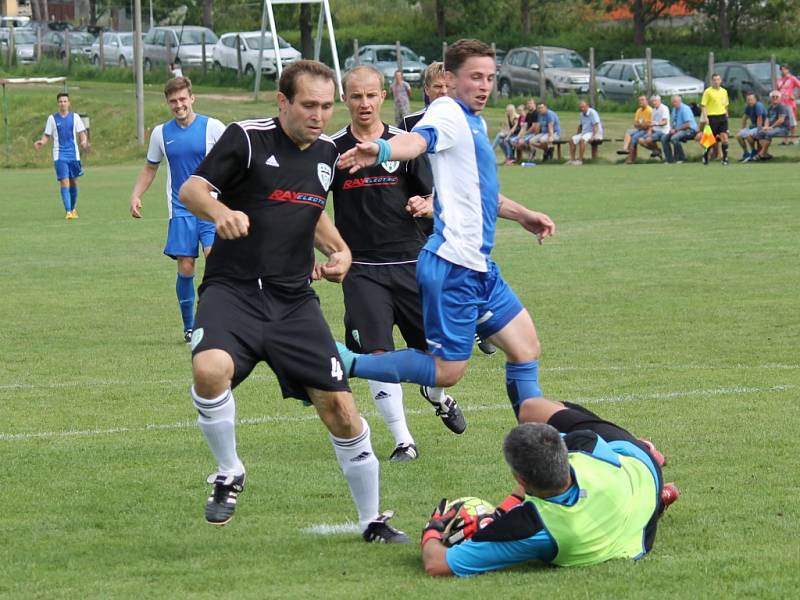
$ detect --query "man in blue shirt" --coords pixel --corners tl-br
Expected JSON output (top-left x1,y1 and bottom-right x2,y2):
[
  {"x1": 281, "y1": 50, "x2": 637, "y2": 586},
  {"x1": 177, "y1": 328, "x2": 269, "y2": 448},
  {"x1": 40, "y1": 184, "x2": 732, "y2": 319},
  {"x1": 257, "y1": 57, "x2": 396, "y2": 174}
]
[
  {"x1": 754, "y1": 90, "x2": 792, "y2": 161},
  {"x1": 661, "y1": 95, "x2": 697, "y2": 164},
  {"x1": 129, "y1": 77, "x2": 225, "y2": 343},
  {"x1": 529, "y1": 102, "x2": 560, "y2": 161},
  {"x1": 33, "y1": 92, "x2": 89, "y2": 220},
  {"x1": 420, "y1": 399, "x2": 679, "y2": 576},
  {"x1": 736, "y1": 93, "x2": 767, "y2": 162}
]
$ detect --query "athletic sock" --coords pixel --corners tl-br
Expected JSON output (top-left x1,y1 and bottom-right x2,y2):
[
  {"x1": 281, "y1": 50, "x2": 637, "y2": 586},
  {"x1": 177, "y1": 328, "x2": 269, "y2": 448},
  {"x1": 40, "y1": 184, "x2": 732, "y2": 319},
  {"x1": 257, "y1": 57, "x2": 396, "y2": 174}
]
[
  {"x1": 60, "y1": 187, "x2": 71, "y2": 212},
  {"x1": 191, "y1": 386, "x2": 245, "y2": 476},
  {"x1": 176, "y1": 273, "x2": 195, "y2": 331},
  {"x1": 506, "y1": 360, "x2": 542, "y2": 417},
  {"x1": 69, "y1": 186, "x2": 78, "y2": 211},
  {"x1": 353, "y1": 349, "x2": 436, "y2": 387},
  {"x1": 422, "y1": 385, "x2": 446, "y2": 406},
  {"x1": 368, "y1": 380, "x2": 414, "y2": 447},
  {"x1": 330, "y1": 417, "x2": 380, "y2": 531},
  {"x1": 722, "y1": 143, "x2": 729, "y2": 160}
]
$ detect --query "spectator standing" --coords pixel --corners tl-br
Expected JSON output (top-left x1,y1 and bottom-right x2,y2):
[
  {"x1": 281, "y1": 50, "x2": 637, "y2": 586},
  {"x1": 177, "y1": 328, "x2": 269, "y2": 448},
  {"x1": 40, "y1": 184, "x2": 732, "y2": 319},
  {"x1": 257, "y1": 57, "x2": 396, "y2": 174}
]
[
  {"x1": 776, "y1": 64, "x2": 800, "y2": 143},
  {"x1": 736, "y1": 93, "x2": 766, "y2": 162},
  {"x1": 754, "y1": 90, "x2": 792, "y2": 161},
  {"x1": 617, "y1": 95, "x2": 652, "y2": 162},
  {"x1": 391, "y1": 70, "x2": 412, "y2": 127},
  {"x1": 662, "y1": 95, "x2": 697, "y2": 164},
  {"x1": 700, "y1": 73, "x2": 730, "y2": 165},
  {"x1": 638, "y1": 95, "x2": 670, "y2": 160},
  {"x1": 567, "y1": 100, "x2": 603, "y2": 165}
]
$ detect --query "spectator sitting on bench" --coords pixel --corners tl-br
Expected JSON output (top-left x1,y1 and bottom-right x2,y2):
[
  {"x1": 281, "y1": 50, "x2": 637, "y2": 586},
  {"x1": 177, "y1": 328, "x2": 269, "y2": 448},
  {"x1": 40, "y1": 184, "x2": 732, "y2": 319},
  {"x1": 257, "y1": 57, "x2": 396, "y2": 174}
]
[
  {"x1": 529, "y1": 102, "x2": 561, "y2": 162},
  {"x1": 753, "y1": 90, "x2": 792, "y2": 161},
  {"x1": 568, "y1": 101, "x2": 603, "y2": 165},
  {"x1": 736, "y1": 93, "x2": 766, "y2": 162},
  {"x1": 662, "y1": 95, "x2": 697, "y2": 164},
  {"x1": 617, "y1": 95, "x2": 652, "y2": 160},
  {"x1": 515, "y1": 97, "x2": 540, "y2": 162},
  {"x1": 638, "y1": 95, "x2": 670, "y2": 161},
  {"x1": 506, "y1": 104, "x2": 527, "y2": 165},
  {"x1": 493, "y1": 104, "x2": 519, "y2": 164}
]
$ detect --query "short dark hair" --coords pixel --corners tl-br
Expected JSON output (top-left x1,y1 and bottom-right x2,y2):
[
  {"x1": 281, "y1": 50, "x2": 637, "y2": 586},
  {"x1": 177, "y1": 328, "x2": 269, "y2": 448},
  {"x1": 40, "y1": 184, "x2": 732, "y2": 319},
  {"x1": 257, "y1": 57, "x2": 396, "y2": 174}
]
[
  {"x1": 164, "y1": 76, "x2": 192, "y2": 97},
  {"x1": 56, "y1": 92, "x2": 69, "y2": 100},
  {"x1": 711, "y1": 72, "x2": 721, "y2": 79},
  {"x1": 444, "y1": 38, "x2": 494, "y2": 74},
  {"x1": 279, "y1": 60, "x2": 335, "y2": 102},
  {"x1": 503, "y1": 423, "x2": 570, "y2": 494}
]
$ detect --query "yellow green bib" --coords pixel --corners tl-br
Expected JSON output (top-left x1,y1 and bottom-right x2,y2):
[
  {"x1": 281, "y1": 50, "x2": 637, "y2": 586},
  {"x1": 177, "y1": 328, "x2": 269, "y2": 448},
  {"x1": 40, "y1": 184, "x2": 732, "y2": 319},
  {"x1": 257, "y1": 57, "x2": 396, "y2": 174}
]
[{"x1": 529, "y1": 452, "x2": 657, "y2": 566}]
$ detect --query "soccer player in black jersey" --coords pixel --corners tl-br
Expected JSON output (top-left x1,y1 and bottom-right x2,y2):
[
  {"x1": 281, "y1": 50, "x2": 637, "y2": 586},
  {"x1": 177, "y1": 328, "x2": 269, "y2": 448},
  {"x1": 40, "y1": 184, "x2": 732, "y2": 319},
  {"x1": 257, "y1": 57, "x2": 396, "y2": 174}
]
[
  {"x1": 330, "y1": 65, "x2": 466, "y2": 463},
  {"x1": 178, "y1": 60, "x2": 408, "y2": 543}
]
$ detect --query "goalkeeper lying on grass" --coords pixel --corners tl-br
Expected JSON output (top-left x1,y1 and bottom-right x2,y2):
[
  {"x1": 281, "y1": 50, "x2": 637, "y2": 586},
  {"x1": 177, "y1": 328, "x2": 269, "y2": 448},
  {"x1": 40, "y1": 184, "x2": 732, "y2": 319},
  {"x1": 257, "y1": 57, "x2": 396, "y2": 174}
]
[{"x1": 421, "y1": 399, "x2": 679, "y2": 576}]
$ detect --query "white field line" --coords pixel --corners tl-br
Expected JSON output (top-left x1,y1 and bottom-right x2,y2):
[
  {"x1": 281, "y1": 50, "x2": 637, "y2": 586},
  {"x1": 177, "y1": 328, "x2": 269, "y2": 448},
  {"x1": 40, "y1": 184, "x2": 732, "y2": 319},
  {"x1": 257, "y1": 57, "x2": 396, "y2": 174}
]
[
  {"x1": 0, "y1": 384, "x2": 795, "y2": 443},
  {"x1": 1, "y1": 363, "x2": 798, "y2": 391},
  {"x1": 301, "y1": 522, "x2": 361, "y2": 536}
]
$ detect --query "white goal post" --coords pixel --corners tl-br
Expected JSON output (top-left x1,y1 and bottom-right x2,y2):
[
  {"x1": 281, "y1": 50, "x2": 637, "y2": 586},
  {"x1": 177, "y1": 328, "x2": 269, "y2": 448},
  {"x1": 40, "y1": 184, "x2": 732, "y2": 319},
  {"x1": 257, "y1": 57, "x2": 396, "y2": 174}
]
[{"x1": 254, "y1": 0, "x2": 344, "y2": 100}]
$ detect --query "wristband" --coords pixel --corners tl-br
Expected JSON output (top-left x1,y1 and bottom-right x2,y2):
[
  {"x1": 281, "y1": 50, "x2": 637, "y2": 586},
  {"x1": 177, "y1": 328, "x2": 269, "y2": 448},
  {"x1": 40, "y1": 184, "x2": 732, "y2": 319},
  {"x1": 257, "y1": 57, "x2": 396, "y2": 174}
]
[
  {"x1": 374, "y1": 138, "x2": 391, "y2": 165},
  {"x1": 497, "y1": 493, "x2": 525, "y2": 514},
  {"x1": 421, "y1": 528, "x2": 443, "y2": 546}
]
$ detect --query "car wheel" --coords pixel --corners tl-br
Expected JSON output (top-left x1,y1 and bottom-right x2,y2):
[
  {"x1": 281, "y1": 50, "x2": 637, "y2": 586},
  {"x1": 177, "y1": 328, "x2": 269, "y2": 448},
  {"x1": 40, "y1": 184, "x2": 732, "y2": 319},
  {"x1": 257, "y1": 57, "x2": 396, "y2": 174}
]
[
  {"x1": 213, "y1": 60, "x2": 222, "y2": 71},
  {"x1": 92, "y1": 54, "x2": 100, "y2": 66},
  {"x1": 546, "y1": 81, "x2": 557, "y2": 98},
  {"x1": 144, "y1": 58, "x2": 152, "y2": 72},
  {"x1": 498, "y1": 79, "x2": 512, "y2": 98},
  {"x1": 119, "y1": 56, "x2": 127, "y2": 68},
  {"x1": 245, "y1": 64, "x2": 255, "y2": 76}
]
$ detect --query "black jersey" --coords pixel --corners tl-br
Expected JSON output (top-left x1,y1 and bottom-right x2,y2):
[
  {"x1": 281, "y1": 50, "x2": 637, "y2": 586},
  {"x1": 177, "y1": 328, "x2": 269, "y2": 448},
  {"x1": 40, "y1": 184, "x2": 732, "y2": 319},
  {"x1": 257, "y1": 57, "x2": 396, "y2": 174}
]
[
  {"x1": 330, "y1": 123, "x2": 432, "y2": 263},
  {"x1": 193, "y1": 117, "x2": 338, "y2": 289},
  {"x1": 401, "y1": 108, "x2": 426, "y2": 132}
]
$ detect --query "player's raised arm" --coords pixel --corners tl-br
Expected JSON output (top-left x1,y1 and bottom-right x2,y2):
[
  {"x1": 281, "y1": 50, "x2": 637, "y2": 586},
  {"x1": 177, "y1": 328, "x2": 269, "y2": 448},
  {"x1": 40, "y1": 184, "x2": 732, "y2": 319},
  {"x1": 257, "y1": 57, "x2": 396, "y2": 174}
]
[
  {"x1": 313, "y1": 211, "x2": 352, "y2": 283},
  {"x1": 497, "y1": 193, "x2": 555, "y2": 244},
  {"x1": 179, "y1": 176, "x2": 249, "y2": 240},
  {"x1": 338, "y1": 132, "x2": 428, "y2": 174}
]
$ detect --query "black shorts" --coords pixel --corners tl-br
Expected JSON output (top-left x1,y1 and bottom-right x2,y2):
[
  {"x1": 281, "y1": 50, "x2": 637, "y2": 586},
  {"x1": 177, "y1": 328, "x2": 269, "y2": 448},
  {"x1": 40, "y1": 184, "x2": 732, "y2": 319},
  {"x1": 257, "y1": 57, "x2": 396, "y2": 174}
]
[
  {"x1": 708, "y1": 115, "x2": 729, "y2": 137},
  {"x1": 342, "y1": 261, "x2": 426, "y2": 353},
  {"x1": 192, "y1": 279, "x2": 350, "y2": 402}
]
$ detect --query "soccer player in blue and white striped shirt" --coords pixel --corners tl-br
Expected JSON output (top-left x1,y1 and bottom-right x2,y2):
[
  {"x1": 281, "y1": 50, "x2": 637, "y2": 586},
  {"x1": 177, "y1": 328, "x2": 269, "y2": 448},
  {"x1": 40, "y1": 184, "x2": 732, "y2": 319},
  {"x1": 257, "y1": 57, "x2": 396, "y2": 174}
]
[{"x1": 33, "y1": 93, "x2": 88, "y2": 220}]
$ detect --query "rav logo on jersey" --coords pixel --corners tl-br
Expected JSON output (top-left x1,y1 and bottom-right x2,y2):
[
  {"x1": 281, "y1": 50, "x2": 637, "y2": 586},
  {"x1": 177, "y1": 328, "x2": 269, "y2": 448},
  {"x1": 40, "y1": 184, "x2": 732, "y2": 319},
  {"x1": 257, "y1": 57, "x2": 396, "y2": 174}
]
[
  {"x1": 381, "y1": 160, "x2": 400, "y2": 173},
  {"x1": 317, "y1": 163, "x2": 332, "y2": 190}
]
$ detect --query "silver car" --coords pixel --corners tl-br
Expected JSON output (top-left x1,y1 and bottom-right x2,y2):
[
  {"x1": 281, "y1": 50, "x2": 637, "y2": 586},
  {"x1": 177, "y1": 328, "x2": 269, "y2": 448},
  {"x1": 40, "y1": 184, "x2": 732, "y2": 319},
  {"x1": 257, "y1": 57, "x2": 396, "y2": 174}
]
[
  {"x1": 497, "y1": 46, "x2": 590, "y2": 97},
  {"x1": 344, "y1": 44, "x2": 427, "y2": 84},
  {"x1": 91, "y1": 31, "x2": 135, "y2": 68},
  {"x1": 212, "y1": 31, "x2": 301, "y2": 76},
  {"x1": 142, "y1": 26, "x2": 218, "y2": 71},
  {"x1": 0, "y1": 29, "x2": 37, "y2": 64},
  {"x1": 596, "y1": 59, "x2": 704, "y2": 102}
]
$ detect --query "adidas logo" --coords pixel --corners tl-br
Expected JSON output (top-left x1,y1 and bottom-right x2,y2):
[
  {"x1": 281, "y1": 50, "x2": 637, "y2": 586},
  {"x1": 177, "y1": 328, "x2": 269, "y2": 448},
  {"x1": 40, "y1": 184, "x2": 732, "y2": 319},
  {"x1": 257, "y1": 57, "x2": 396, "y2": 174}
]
[
  {"x1": 265, "y1": 154, "x2": 280, "y2": 167},
  {"x1": 374, "y1": 391, "x2": 390, "y2": 400},
  {"x1": 350, "y1": 451, "x2": 372, "y2": 463}
]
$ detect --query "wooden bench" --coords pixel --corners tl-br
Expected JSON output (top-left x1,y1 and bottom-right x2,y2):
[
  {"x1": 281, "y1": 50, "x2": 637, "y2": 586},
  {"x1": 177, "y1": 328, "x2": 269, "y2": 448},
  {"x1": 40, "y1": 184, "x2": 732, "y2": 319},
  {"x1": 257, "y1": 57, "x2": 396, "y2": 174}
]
[{"x1": 552, "y1": 139, "x2": 603, "y2": 161}]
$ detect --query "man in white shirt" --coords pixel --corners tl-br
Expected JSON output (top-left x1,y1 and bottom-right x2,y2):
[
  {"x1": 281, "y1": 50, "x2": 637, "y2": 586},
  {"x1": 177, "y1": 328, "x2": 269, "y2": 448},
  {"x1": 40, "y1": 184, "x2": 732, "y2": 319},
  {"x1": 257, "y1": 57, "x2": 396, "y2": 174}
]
[
  {"x1": 568, "y1": 100, "x2": 603, "y2": 165},
  {"x1": 638, "y1": 95, "x2": 670, "y2": 161}
]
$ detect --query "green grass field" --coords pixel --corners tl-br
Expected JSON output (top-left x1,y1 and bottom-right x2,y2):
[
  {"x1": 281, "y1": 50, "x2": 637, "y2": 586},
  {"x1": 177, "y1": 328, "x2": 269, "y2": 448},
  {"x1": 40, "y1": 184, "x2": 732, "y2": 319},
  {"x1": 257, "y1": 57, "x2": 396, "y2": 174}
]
[{"x1": 1, "y1": 156, "x2": 799, "y2": 598}]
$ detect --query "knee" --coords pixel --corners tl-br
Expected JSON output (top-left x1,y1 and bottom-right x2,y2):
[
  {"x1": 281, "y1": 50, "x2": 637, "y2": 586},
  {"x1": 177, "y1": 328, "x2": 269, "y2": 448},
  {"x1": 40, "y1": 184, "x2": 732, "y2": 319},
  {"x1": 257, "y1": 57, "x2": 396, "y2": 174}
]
[
  {"x1": 316, "y1": 393, "x2": 361, "y2": 437},
  {"x1": 517, "y1": 398, "x2": 564, "y2": 424},
  {"x1": 506, "y1": 337, "x2": 540, "y2": 364},
  {"x1": 177, "y1": 258, "x2": 196, "y2": 276},
  {"x1": 435, "y1": 360, "x2": 468, "y2": 388},
  {"x1": 192, "y1": 350, "x2": 234, "y2": 396}
]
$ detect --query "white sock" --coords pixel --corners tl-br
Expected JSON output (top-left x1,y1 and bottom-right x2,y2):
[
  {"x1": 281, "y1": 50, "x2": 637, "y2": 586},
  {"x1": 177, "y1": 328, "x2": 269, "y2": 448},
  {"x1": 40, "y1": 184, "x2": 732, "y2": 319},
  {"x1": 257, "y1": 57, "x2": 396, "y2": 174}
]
[
  {"x1": 330, "y1": 416, "x2": 380, "y2": 531},
  {"x1": 368, "y1": 380, "x2": 414, "y2": 447},
  {"x1": 192, "y1": 386, "x2": 245, "y2": 476},
  {"x1": 423, "y1": 386, "x2": 447, "y2": 409}
]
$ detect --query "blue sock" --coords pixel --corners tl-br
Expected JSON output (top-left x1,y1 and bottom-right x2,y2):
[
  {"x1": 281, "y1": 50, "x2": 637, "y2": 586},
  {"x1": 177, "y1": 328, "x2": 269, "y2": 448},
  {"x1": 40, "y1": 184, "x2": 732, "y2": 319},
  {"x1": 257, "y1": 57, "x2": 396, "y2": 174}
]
[
  {"x1": 60, "y1": 187, "x2": 71, "y2": 212},
  {"x1": 353, "y1": 349, "x2": 436, "y2": 387},
  {"x1": 506, "y1": 360, "x2": 542, "y2": 417},
  {"x1": 69, "y1": 187, "x2": 78, "y2": 211},
  {"x1": 176, "y1": 273, "x2": 195, "y2": 331}
]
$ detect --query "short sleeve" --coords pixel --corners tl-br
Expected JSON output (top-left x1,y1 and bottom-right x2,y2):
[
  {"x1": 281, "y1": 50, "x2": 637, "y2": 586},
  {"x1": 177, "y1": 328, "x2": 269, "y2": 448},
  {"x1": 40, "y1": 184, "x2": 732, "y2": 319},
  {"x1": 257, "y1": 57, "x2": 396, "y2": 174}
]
[
  {"x1": 193, "y1": 123, "x2": 250, "y2": 193},
  {"x1": 414, "y1": 97, "x2": 463, "y2": 154},
  {"x1": 701, "y1": 89, "x2": 710, "y2": 107},
  {"x1": 44, "y1": 115, "x2": 55, "y2": 137},
  {"x1": 591, "y1": 110, "x2": 600, "y2": 126},
  {"x1": 207, "y1": 118, "x2": 227, "y2": 145},
  {"x1": 146, "y1": 124, "x2": 164, "y2": 164},
  {"x1": 74, "y1": 114, "x2": 86, "y2": 133}
]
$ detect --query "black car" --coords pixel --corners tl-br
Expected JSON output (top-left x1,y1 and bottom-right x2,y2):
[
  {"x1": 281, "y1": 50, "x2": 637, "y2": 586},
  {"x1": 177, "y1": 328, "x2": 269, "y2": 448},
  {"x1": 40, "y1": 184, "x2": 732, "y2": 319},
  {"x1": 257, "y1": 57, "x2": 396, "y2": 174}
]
[{"x1": 711, "y1": 62, "x2": 778, "y2": 100}]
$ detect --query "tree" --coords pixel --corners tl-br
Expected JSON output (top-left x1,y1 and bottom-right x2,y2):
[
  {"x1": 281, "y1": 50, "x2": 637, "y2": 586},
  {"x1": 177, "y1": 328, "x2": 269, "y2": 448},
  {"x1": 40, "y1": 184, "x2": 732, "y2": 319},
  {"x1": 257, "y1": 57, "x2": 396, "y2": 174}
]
[
  {"x1": 299, "y1": 2, "x2": 313, "y2": 59},
  {"x1": 203, "y1": 0, "x2": 214, "y2": 29},
  {"x1": 436, "y1": 0, "x2": 446, "y2": 38},
  {"x1": 596, "y1": 0, "x2": 682, "y2": 46},
  {"x1": 694, "y1": 0, "x2": 800, "y2": 47},
  {"x1": 521, "y1": 0, "x2": 531, "y2": 36}
]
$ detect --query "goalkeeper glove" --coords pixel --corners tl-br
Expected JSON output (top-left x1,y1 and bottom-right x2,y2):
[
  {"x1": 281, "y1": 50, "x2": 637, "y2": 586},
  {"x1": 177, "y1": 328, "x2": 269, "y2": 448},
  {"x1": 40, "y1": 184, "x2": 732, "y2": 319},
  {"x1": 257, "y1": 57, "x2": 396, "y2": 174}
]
[{"x1": 421, "y1": 498, "x2": 463, "y2": 546}]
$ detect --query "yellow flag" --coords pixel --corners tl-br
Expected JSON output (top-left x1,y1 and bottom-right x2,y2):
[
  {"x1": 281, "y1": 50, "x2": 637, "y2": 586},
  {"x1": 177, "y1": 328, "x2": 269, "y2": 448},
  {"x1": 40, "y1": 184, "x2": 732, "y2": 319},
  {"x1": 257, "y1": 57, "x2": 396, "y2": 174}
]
[{"x1": 700, "y1": 124, "x2": 716, "y2": 149}]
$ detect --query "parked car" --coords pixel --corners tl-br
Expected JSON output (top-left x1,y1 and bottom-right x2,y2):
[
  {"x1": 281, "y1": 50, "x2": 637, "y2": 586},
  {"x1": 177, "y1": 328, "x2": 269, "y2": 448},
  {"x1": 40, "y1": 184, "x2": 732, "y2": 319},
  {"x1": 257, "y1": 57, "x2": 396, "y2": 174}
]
[
  {"x1": 711, "y1": 61, "x2": 777, "y2": 100},
  {"x1": 212, "y1": 31, "x2": 301, "y2": 76},
  {"x1": 41, "y1": 30, "x2": 95, "y2": 60},
  {"x1": 90, "y1": 31, "x2": 135, "y2": 68},
  {"x1": 497, "y1": 46, "x2": 590, "y2": 97},
  {"x1": 596, "y1": 58, "x2": 704, "y2": 102},
  {"x1": 0, "y1": 29, "x2": 37, "y2": 64},
  {"x1": 142, "y1": 26, "x2": 218, "y2": 71},
  {"x1": 344, "y1": 44, "x2": 427, "y2": 84}
]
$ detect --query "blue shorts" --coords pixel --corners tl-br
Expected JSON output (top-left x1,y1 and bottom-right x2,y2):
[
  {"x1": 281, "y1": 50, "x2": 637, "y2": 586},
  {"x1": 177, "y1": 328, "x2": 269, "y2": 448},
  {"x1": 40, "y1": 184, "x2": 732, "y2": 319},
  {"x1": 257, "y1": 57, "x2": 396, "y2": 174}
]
[
  {"x1": 164, "y1": 215, "x2": 215, "y2": 259},
  {"x1": 416, "y1": 250, "x2": 524, "y2": 360},
  {"x1": 53, "y1": 160, "x2": 83, "y2": 181}
]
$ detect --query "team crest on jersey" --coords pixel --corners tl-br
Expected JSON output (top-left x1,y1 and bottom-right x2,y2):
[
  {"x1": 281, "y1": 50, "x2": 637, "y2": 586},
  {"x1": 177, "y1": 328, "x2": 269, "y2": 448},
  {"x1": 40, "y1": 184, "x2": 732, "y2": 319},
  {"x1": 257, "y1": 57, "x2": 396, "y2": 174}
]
[
  {"x1": 190, "y1": 328, "x2": 204, "y2": 350},
  {"x1": 351, "y1": 329, "x2": 361, "y2": 348},
  {"x1": 317, "y1": 163, "x2": 332, "y2": 190},
  {"x1": 381, "y1": 160, "x2": 399, "y2": 173}
]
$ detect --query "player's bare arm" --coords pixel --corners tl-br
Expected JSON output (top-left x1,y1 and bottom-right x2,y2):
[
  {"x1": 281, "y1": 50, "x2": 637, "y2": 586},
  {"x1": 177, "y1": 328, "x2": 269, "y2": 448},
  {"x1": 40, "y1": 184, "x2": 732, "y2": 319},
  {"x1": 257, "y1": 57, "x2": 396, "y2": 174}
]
[
  {"x1": 338, "y1": 132, "x2": 428, "y2": 174},
  {"x1": 406, "y1": 194, "x2": 433, "y2": 218},
  {"x1": 313, "y1": 211, "x2": 352, "y2": 283},
  {"x1": 129, "y1": 162, "x2": 159, "y2": 218},
  {"x1": 33, "y1": 134, "x2": 49, "y2": 150},
  {"x1": 497, "y1": 193, "x2": 555, "y2": 244},
  {"x1": 79, "y1": 131, "x2": 89, "y2": 150},
  {"x1": 180, "y1": 175, "x2": 249, "y2": 240},
  {"x1": 421, "y1": 539, "x2": 454, "y2": 577}
]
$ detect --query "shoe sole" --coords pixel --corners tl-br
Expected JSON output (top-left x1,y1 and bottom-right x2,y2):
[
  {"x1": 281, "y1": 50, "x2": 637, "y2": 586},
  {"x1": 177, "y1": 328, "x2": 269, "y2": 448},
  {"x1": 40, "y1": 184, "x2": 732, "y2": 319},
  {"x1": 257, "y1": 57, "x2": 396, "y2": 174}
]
[{"x1": 206, "y1": 514, "x2": 233, "y2": 526}]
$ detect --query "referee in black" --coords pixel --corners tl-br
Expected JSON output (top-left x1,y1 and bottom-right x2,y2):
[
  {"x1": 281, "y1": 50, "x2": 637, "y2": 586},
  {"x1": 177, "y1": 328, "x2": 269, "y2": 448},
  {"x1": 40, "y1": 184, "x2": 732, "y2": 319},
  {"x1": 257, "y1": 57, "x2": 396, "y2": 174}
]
[
  {"x1": 179, "y1": 60, "x2": 408, "y2": 543},
  {"x1": 330, "y1": 65, "x2": 466, "y2": 463}
]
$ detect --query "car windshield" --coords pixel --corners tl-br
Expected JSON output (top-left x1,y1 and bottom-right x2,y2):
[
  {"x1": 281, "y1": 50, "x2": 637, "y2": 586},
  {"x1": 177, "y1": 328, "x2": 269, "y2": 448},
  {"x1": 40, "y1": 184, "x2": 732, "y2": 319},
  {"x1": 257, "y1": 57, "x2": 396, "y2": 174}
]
[
  {"x1": 118, "y1": 33, "x2": 133, "y2": 46},
  {"x1": 375, "y1": 48, "x2": 419, "y2": 63},
  {"x1": 749, "y1": 63, "x2": 776, "y2": 83},
  {"x1": 15, "y1": 31, "x2": 36, "y2": 44},
  {"x1": 635, "y1": 62, "x2": 685, "y2": 79},
  {"x1": 178, "y1": 29, "x2": 218, "y2": 44},
  {"x1": 69, "y1": 32, "x2": 95, "y2": 44},
  {"x1": 244, "y1": 34, "x2": 291, "y2": 50},
  {"x1": 544, "y1": 52, "x2": 586, "y2": 69}
]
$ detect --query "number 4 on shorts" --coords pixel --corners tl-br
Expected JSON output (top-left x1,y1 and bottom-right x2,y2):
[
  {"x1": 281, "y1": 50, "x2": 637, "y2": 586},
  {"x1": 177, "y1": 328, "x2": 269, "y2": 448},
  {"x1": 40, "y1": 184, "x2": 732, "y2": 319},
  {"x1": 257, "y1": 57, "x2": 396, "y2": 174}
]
[{"x1": 331, "y1": 357, "x2": 344, "y2": 381}]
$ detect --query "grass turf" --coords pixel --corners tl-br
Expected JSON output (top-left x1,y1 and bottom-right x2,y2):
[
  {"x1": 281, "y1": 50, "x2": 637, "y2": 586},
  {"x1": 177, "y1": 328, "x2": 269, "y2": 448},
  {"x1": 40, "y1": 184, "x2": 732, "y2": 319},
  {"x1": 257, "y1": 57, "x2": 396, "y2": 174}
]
[{"x1": 1, "y1": 161, "x2": 798, "y2": 599}]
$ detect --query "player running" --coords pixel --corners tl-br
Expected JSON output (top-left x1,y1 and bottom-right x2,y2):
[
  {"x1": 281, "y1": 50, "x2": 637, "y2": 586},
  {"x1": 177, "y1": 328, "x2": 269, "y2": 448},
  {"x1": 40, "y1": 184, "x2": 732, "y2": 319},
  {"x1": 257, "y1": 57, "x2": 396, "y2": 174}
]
[
  {"x1": 330, "y1": 65, "x2": 466, "y2": 463},
  {"x1": 178, "y1": 60, "x2": 408, "y2": 543},
  {"x1": 337, "y1": 39, "x2": 555, "y2": 424},
  {"x1": 33, "y1": 92, "x2": 88, "y2": 220},
  {"x1": 129, "y1": 77, "x2": 226, "y2": 344}
]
